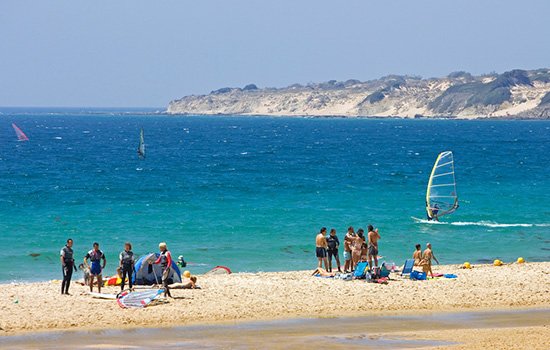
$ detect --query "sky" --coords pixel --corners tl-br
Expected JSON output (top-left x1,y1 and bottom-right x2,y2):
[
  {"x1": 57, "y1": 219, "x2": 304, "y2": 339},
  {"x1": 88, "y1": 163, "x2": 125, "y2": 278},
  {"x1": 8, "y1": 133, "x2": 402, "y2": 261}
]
[{"x1": 0, "y1": 0, "x2": 549, "y2": 108}]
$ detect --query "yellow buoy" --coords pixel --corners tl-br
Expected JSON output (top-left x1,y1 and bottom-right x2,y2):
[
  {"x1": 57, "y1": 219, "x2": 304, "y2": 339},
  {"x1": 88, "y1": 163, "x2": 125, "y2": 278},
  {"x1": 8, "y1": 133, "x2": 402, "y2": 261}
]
[
  {"x1": 463, "y1": 262, "x2": 471, "y2": 269},
  {"x1": 517, "y1": 257, "x2": 525, "y2": 264},
  {"x1": 183, "y1": 270, "x2": 191, "y2": 278},
  {"x1": 493, "y1": 259, "x2": 503, "y2": 266}
]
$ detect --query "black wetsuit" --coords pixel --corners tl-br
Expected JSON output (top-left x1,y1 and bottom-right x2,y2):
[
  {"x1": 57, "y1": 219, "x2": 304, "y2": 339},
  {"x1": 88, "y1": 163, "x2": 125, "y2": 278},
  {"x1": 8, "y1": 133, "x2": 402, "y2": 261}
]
[
  {"x1": 326, "y1": 234, "x2": 340, "y2": 261},
  {"x1": 119, "y1": 250, "x2": 135, "y2": 291},
  {"x1": 60, "y1": 245, "x2": 75, "y2": 294}
]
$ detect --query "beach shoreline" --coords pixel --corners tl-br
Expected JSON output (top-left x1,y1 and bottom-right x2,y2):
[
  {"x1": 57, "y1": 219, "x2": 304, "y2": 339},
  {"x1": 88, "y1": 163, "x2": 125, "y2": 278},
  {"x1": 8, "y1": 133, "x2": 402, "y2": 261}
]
[
  {"x1": 1, "y1": 262, "x2": 548, "y2": 337},
  {"x1": 1, "y1": 308, "x2": 549, "y2": 349}
]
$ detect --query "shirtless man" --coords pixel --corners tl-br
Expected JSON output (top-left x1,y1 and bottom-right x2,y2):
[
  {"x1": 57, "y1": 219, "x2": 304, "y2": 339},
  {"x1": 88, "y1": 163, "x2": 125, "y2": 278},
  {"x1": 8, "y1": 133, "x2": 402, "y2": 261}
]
[
  {"x1": 367, "y1": 225, "x2": 381, "y2": 269},
  {"x1": 413, "y1": 244, "x2": 423, "y2": 266},
  {"x1": 315, "y1": 227, "x2": 329, "y2": 270},
  {"x1": 343, "y1": 227, "x2": 354, "y2": 273},
  {"x1": 421, "y1": 242, "x2": 440, "y2": 278}
]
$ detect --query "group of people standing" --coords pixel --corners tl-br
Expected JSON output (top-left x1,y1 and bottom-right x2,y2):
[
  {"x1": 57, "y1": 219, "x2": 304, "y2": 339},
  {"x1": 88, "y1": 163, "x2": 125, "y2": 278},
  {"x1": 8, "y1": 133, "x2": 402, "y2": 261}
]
[
  {"x1": 59, "y1": 239, "x2": 174, "y2": 297},
  {"x1": 412, "y1": 242, "x2": 439, "y2": 278},
  {"x1": 315, "y1": 225, "x2": 381, "y2": 273}
]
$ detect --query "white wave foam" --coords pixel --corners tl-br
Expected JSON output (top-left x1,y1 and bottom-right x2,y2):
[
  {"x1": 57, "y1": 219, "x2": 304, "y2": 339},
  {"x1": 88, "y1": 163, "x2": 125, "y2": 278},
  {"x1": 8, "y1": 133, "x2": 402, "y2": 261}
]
[{"x1": 411, "y1": 217, "x2": 549, "y2": 228}]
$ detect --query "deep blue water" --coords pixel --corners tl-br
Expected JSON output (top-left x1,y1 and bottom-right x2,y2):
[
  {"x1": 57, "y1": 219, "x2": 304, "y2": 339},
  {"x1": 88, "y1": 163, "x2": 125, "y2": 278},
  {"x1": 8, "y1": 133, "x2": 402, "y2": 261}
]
[{"x1": 0, "y1": 109, "x2": 549, "y2": 281}]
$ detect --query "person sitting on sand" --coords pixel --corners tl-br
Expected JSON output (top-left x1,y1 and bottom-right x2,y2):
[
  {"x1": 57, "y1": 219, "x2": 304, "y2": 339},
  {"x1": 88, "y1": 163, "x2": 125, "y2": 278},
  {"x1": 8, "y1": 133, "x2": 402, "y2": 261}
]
[
  {"x1": 343, "y1": 227, "x2": 354, "y2": 273},
  {"x1": 351, "y1": 228, "x2": 363, "y2": 271},
  {"x1": 326, "y1": 228, "x2": 341, "y2": 273},
  {"x1": 119, "y1": 242, "x2": 135, "y2": 291},
  {"x1": 169, "y1": 276, "x2": 198, "y2": 289},
  {"x1": 153, "y1": 242, "x2": 173, "y2": 298},
  {"x1": 367, "y1": 225, "x2": 381, "y2": 270},
  {"x1": 311, "y1": 267, "x2": 336, "y2": 277},
  {"x1": 84, "y1": 242, "x2": 106, "y2": 293},
  {"x1": 413, "y1": 244, "x2": 423, "y2": 266},
  {"x1": 315, "y1": 227, "x2": 329, "y2": 270},
  {"x1": 421, "y1": 242, "x2": 440, "y2": 278}
]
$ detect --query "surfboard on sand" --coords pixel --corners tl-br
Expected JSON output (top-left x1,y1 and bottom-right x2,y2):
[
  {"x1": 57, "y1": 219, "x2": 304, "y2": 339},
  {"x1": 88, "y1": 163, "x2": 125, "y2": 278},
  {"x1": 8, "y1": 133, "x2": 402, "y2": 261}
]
[{"x1": 89, "y1": 292, "x2": 118, "y2": 300}]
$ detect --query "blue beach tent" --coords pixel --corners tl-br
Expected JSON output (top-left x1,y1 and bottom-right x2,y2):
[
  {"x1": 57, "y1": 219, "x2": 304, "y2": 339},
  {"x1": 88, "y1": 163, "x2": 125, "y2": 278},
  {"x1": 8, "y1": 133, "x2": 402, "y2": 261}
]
[{"x1": 133, "y1": 253, "x2": 182, "y2": 285}]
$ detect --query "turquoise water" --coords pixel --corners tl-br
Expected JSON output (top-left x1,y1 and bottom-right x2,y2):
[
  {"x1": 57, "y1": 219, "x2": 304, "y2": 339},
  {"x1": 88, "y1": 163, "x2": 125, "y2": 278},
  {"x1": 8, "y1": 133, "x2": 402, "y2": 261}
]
[{"x1": 0, "y1": 109, "x2": 549, "y2": 282}]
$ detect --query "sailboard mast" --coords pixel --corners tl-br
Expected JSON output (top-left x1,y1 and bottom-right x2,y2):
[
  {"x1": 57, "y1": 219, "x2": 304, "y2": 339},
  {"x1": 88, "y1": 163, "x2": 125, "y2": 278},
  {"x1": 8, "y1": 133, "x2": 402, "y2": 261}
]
[
  {"x1": 137, "y1": 128, "x2": 145, "y2": 158},
  {"x1": 12, "y1": 123, "x2": 29, "y2": 141},
  {"x1": 425, "y1": 151, "x2": 458, "y2": 220}
]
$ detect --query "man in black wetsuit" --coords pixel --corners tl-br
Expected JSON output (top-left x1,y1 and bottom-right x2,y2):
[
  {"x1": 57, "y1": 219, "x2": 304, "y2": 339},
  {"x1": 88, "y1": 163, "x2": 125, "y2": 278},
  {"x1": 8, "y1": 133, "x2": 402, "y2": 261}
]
[
  {"x1": 326, "y1": 228, "x2": 341, "y2": 273},
  {"x1": 60, "y1": 238, "x2": 77, "y2": 295}
]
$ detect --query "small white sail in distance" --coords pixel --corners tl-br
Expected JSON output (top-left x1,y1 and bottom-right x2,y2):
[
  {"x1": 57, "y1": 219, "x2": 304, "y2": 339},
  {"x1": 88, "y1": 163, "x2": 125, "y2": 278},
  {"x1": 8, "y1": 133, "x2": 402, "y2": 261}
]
[{"x1": 137, "y1": 128, "x2": 145, "y2": 159}]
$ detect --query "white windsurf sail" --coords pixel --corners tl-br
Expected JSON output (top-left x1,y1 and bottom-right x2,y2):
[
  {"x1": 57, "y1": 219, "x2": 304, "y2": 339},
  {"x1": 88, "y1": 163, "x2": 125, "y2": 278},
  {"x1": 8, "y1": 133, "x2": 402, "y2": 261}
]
[
  {"x1": 426, "y1": 151, "x2": 458, "y2": 220},
  {"x1": 117, "y1": 289, "x2": 164, "y2": 308},
  {"x1": 137, "y1": 128, "x2": 145, "y2": 159}
]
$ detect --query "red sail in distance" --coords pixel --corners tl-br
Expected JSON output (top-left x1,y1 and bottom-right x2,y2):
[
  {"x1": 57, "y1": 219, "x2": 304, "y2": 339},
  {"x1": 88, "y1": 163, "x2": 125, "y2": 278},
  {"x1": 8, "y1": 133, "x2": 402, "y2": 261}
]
[{"x1": 12, "y1": 123, "x2": 29, "y2": 141}]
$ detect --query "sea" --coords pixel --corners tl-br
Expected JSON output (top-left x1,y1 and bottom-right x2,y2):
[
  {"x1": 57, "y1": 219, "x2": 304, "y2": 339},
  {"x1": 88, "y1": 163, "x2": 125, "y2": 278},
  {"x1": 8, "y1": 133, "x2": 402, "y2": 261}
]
[{"x1": 0, "y1": 108, "x2": 549, "y2": 282}]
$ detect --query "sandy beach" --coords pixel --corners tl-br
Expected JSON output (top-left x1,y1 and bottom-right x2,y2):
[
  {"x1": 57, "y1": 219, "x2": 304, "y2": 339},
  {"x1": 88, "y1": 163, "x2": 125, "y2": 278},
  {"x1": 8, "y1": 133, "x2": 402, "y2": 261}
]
[{"x1": 1, "y1": 262, "x2": 549, "y2": 347}]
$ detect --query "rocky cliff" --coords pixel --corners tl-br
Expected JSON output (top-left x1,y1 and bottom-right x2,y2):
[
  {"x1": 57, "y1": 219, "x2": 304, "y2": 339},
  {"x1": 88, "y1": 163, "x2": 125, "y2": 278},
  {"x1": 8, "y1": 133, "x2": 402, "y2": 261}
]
[{"x1": 167, "y1": 69, "x2": 550, "y2": 119}]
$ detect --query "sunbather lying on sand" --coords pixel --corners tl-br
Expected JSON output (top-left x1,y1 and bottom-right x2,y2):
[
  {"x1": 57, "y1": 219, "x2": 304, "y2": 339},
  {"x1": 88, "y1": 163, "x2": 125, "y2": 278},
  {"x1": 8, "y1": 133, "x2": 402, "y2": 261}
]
[
  {"x1": 168, "y1": 276, "x2": 198, "y2": 289},
  {"x1": 311, "y1": 268, "x2": 336, "y2": 277}
]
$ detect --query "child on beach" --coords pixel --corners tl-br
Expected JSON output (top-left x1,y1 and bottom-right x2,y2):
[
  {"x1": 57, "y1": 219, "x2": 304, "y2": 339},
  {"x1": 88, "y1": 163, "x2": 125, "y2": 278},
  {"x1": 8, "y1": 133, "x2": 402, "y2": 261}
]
[
  {"x1": 326, "y1": 228, "x2": 341, "y2": 272},
  {"x1": 119, "y1": 242, "x2": 135, "y2": 291}
]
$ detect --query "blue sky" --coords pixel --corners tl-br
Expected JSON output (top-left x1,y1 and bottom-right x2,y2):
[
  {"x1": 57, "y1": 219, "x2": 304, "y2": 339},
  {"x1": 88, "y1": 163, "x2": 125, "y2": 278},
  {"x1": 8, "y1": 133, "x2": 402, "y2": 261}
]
[{"x1": 0, "y1": 0, "x2": 548, "y2": 107}]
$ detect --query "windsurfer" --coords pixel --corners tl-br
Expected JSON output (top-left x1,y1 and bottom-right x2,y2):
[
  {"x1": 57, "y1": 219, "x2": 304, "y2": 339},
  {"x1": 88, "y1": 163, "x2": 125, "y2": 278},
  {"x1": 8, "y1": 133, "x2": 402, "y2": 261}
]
[
  {"x1": 153, "y1": 242, "x2": 173, "y2": 298},
  {"x1": 119, "y1": 242, "x2": 135, "y2": 291},
  {"x1": 60, "y1": 238, "x2": 76, "y2": 295},
  {"x1": 84, "y1": 242, "x2": 106, "y2": 293}
]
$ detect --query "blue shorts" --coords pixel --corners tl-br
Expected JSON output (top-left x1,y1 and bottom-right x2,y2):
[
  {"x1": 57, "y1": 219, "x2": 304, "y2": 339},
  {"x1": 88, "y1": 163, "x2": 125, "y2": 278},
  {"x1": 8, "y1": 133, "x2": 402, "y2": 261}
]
[
  {"x1": 90, "y1": 261, "x2": 102, "y2": 276},
  {"x1": 343, "y1": 251, "x2": 351, "y2": 261}
]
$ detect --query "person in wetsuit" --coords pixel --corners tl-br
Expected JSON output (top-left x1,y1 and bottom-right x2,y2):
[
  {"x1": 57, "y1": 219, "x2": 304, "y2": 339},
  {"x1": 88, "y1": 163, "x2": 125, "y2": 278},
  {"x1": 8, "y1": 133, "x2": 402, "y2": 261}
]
[
  {"x1": 326, "y1": 228, "x2": 341, "y2": 273},
  {"x1": 428, "y1": 203, "x2": 440, "y2": 221},
  {"x1": 153, "y1": 242, "x2": 173, "y2": 298},
  {"x1": 84, "y1": 242, "x2": 106, "y2": 293},
  {"x1": 60, "y1": 238, "x2": 77, "y2": 295},
  {"x1": 119, "y1": 242, "x2": 135, "y2": 291}
]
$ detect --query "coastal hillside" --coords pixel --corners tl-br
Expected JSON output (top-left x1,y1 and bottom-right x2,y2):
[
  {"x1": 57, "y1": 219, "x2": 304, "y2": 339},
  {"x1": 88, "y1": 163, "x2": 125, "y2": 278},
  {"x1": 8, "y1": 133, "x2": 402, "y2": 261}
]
[{"x1": 167, "y1": 69, "x2": 550, "y2": 119}]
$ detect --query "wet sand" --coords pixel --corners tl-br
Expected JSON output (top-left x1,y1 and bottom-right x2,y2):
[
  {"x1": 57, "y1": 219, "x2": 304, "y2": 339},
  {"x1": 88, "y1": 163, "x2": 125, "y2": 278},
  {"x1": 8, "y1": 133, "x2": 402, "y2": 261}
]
[{"x1": 0, "y1": 308, "x2": 548, "y2": 349}]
